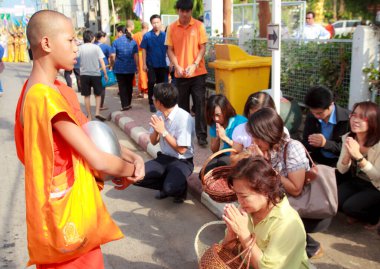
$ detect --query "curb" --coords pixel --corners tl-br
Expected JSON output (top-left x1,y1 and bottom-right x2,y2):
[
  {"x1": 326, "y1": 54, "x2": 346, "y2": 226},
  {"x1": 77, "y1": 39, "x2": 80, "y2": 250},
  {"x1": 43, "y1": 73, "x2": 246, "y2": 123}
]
[{"x1": 111, "y1": 111, "x2": 227, "y2": 218}]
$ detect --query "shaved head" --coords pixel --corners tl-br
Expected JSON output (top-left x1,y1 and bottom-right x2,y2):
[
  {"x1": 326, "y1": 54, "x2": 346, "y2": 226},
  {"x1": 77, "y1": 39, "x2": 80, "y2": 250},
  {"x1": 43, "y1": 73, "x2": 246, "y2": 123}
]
[
  {"x1": 27, "y1": 10, "x2": 70, "y2": 49},
  {"x1": 127, "y1": 20, "x2": 134, "y2": 29},
  {"x1": 142, "y1": 22, "x2": 149, "y2": 30}
]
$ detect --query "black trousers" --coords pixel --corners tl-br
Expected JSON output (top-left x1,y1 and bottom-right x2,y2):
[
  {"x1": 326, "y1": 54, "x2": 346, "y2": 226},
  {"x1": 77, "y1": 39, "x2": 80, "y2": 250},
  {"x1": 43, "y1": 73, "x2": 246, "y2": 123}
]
[
  {"x1": 147, "y1": 66, "x2": 168, "y2": 105},
  {"x1": 338, "y1": 175, "x2": 380, "y2": 225},
  {"x1": 302, "y1": 217, "x2": 332, "y2": 257},
  {"x1": 134, "y1": 152, "x2": 194, "y2": 198},
  {"x1": 116, "y1": 73, "x2": 134, "y2": 109},
  {"x1": 176, "y1": 75, "x2": 207, "y2": 140}
]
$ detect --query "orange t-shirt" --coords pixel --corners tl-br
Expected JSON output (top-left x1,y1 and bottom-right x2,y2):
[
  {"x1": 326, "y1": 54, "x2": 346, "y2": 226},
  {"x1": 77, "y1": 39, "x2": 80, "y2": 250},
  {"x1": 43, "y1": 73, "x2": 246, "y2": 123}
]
[{"x1": 165, "y1": 17, "x2": 208, "y2": 78}]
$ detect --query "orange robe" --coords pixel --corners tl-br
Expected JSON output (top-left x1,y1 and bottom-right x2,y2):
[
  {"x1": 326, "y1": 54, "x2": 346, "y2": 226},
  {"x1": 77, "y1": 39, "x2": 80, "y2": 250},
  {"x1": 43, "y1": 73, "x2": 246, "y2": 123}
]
[
  {"x1": 14, "y1": 37, "x2": 20, "y2": 63},
  {"x1": 14, "y1": 81, "x2": 123, "y2": 267},
  {"x1": 7, "y1": 35, "x2": 14, "y2": 62},
  {"x1": 133, "y1": 31, "x2": 148, "y2": 93}
]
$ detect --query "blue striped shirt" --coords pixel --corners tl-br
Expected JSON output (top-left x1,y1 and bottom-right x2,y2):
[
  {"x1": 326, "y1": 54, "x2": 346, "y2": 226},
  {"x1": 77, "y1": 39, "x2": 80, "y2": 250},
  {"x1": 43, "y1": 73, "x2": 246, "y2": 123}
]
[{"x1": 112, "y1": 36, "x2": 138, "y2": 74}]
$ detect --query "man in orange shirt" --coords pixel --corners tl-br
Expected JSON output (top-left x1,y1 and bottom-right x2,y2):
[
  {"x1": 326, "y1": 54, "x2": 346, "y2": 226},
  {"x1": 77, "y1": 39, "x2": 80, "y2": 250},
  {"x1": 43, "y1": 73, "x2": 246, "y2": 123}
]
[
  {"x1": 133, "y1": 22, "x2": 149, "y2": 97},
  {"x1": 166, "y1": 0, "x2": 208, "y2": 146}
]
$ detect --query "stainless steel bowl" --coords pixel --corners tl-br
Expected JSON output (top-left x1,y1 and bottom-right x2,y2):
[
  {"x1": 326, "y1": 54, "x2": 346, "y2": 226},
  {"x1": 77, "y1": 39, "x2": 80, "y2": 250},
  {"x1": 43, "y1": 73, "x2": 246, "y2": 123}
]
[{"x1": 82, "y1": 121, "x2": 122, "y2": 180}]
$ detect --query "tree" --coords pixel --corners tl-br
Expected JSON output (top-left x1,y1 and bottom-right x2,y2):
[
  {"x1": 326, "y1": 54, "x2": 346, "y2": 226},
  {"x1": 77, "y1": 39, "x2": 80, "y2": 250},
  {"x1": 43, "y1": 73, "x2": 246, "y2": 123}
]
[{"x1": 112, "y1": 0, "x2": 137, "y2": 21}]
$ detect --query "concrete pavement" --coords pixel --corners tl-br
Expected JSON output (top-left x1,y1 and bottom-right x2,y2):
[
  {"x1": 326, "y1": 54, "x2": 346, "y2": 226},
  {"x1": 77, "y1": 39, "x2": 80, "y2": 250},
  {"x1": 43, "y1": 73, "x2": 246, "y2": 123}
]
[
  {"x1": 1, "y1": 63, "x2": 379, "y2": 268},
  {"x1": 101, "y1": 83, "x2": 380, "y2": 269}
]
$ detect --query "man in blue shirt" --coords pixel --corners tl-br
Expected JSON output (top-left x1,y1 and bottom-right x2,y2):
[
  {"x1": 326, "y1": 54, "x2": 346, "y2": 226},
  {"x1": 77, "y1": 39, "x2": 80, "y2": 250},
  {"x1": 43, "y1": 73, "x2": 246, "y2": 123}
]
[
  {"x1": 302, "y1": 86, "x2": 350, "y2": 167},
  {"x1": 140, "y1": 14, "x2": 168, "y2": 113},
  {"x1": 95, "y1": 31, "x2": 115, "y2": 110},
  {"x1": 134, "y1": 83, "x2": 194, "y2": 203}
]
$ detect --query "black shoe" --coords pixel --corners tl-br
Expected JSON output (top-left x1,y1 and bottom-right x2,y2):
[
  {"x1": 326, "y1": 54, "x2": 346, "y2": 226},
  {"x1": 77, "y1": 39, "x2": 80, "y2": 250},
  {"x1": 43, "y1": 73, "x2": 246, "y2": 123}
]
[
  {"x1": 150, "y1": 105, "x2": 157, "y2": 113},
  {"x1": 155, "y1": 190, "x2": 168, "y2": 200},
  {"x1": 198, "y1": 137, "x2": 208, "y2": 147},
  {"x1": 173, "y1": 190, "x2": 187, "y2": 204}
]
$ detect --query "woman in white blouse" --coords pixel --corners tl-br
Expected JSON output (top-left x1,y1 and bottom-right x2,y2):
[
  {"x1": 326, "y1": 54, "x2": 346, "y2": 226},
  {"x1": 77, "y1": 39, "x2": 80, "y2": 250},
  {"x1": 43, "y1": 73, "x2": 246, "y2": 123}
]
[{"x1": 337, "y1": 101, "x2": 380, "y2": 228}]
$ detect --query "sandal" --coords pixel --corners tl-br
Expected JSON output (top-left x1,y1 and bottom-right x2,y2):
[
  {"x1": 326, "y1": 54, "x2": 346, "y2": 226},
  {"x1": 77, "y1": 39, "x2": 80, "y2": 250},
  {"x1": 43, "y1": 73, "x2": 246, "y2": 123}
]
[
  {"x1": 100, "y1": 106, "x2": 109, "y2": 111},
  {"x1": 95, "y1": 115, "x2": 106, "y2": 121}
]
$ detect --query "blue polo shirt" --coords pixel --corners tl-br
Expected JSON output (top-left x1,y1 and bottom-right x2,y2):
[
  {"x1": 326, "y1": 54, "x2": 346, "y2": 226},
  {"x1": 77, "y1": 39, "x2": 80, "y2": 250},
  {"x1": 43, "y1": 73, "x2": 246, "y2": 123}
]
[
  {"x1": 319, "y1": 104, "x2": 337, "y2": 158},
  {"x1": 95, "y1": 41, "x2": 114, "y2": 66},
  {"x1": 140, "y1": 30, "x2": 167, "y2": 68},
  {"x1": 112, "y1": 36, "x2": 138, "y2": 74}
]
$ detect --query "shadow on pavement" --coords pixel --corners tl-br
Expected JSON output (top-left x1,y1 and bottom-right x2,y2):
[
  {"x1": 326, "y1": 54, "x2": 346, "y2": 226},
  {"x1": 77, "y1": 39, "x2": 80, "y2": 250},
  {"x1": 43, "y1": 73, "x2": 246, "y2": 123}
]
[{"x1": 104, "y1": 254, "x2": 170, "y2": 269}]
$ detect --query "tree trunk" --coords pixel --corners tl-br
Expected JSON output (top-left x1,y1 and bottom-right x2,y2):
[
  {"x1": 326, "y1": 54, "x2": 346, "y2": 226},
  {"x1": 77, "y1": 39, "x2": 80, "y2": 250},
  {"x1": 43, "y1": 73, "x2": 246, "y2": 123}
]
[
  {"x1": 338, "y1": 0, "x2": 345, "y2": 19},
  {"x1": 257, "y1": 0, "x2": 271, "y2": 38},
  {"x1": 223, "y1": 0, "x2": 232, "y2": 37},
  {"x1": 333, "y1": 0, "x2": 337, "y2": 20}
]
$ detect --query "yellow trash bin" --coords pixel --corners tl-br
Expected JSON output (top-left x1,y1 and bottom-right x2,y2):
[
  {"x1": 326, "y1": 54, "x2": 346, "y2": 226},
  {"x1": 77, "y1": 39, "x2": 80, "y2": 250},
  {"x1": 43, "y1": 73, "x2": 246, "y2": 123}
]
[{"x1": 208, "y1": 44, "x2": 272, "y2": 115}]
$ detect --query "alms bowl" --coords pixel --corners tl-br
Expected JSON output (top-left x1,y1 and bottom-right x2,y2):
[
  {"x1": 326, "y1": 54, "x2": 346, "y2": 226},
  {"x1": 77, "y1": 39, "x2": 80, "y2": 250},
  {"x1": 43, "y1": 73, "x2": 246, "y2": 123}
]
[{"x1": 82, "y1": 121, "x2": 121, "y2": 180}]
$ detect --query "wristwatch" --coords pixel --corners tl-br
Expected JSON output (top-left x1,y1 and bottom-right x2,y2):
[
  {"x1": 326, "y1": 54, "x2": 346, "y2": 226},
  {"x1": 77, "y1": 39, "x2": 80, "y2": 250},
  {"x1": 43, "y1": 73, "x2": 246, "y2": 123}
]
[
  {"x1": 162, "y1": 130, "x2": 169, "y2": 138},
  {"x1": 355, "y1": 156, "x2": 364, "y2": 163},
  {"x1": 194, "y1": 62, "x2": 199, "y2": 68}
]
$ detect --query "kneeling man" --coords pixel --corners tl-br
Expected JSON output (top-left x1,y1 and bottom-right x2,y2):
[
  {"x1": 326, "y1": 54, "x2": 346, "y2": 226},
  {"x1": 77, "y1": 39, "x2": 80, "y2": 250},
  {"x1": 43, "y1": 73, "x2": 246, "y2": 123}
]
[{"x1": 135, "y1": 83, "x2": 194, "y2": 203}]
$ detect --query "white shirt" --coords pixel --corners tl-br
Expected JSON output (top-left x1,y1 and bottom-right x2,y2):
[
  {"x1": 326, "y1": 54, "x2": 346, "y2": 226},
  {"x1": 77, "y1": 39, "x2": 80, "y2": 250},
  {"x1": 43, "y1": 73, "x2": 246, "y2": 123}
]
[
  {"x1": 301, "y1": 24, "x2": 330, "y2": 39},
  {"x1": 232, "y1": 122, "x2": 290, "y2": 149},
  {"x1": 150, "y1": 105, "x2": 195, "y2": 159}
]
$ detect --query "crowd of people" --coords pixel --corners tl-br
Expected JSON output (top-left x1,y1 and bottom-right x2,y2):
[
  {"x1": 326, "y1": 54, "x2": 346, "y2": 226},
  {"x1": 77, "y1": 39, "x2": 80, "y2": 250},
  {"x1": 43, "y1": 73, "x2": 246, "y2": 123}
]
[
  {"x1": 0, "y1": 28, "x2": 30, "y2": 63},
  {"x1": 12, "y1": 0, "x2": 380, "y2": 268}
]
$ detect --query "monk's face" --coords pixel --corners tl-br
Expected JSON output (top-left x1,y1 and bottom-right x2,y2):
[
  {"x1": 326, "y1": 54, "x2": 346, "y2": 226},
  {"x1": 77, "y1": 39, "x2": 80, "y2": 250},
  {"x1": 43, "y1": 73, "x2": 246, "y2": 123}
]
[{"x1": 50, "y1": 19, "x2": 78, "y2": 71}]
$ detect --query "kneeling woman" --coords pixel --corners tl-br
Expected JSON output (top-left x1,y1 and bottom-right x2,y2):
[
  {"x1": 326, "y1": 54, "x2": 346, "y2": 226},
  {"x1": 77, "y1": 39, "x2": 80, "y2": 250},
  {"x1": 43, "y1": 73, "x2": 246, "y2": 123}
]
[
  {"x1": 337, "y1": 101, "x2": 380, "y2": 227},
  {"x1": 223, "y1": 156, "x2": 310, "y2": 269}
]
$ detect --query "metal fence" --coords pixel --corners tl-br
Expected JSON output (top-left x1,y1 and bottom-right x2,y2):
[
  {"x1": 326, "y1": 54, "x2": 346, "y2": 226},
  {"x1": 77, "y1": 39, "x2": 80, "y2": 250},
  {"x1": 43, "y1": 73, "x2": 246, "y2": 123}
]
[{"x1": 206, "y1": 37, "x2": 353, "y2": 108}]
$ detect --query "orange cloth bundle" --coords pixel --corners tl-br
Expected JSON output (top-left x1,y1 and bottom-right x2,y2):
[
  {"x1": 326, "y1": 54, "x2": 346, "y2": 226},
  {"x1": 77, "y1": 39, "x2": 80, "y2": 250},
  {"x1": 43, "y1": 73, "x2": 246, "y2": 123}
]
[{"x1": 14, "y1": 81, "x2": 123, "y2": 266}]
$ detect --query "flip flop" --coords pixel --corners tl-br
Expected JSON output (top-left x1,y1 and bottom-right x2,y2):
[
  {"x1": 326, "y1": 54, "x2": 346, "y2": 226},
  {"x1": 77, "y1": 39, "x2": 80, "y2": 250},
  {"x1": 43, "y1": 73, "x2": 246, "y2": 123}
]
[{"x1": 95, "y1": 115, "x2": 106, "y2": 121}]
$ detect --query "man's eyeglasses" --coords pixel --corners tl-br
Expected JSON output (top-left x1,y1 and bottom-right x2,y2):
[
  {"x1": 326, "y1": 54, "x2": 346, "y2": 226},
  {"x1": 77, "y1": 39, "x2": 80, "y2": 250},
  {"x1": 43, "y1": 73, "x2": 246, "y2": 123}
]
[
  {"x1": 349, "y1": 113, "x2": 368, "y2": 122},
  {"x1": 306, "y1": 17, "x2": 313, "y2": 20}
]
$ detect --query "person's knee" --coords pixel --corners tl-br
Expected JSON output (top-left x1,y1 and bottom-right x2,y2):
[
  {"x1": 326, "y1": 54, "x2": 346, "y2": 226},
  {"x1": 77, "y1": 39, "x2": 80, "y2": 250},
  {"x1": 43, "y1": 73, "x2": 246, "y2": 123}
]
[{"x1": 162, "y1": 181, "x2": 187, "y2": 196}]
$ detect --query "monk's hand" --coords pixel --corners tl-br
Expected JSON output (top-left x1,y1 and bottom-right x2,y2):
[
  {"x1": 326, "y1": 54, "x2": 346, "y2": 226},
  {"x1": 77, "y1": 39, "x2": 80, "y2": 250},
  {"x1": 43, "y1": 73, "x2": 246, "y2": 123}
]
[
  {"x1": 131, "y1": 158, "x2": 145, "y2": 182},
  {"x1": 112, "y1": 177, "x2": 134, "y2": 190}
]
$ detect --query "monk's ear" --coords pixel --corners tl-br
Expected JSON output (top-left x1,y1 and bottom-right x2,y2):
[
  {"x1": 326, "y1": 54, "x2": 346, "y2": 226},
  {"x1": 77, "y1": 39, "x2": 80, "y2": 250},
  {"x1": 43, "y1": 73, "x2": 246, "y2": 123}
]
[{"x1": 40, "y1": 36, "x2": 52, "y2": 53}]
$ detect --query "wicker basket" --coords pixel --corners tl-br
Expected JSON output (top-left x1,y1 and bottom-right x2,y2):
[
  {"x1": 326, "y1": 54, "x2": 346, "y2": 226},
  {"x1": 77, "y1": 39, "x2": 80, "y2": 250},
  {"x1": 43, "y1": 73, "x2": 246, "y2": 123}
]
[
  {"x1": 195, "y1": 221, "x2": 253, "y2": 269},
  {"x1": 200, "y1": 148, "x2": 237, "y2": 203}
]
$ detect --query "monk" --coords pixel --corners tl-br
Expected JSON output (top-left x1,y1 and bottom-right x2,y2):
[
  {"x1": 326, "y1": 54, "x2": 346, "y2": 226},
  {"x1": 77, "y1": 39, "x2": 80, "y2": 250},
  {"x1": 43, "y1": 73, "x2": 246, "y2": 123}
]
[
  {"x1": 14, "y1": 32, "x2": 20, "y2": 62},
  {"x1": 18, "y1": 31, "x2": 28, "y2": 62},
  {"x1": 133, "y1": 22, "x2": 149, "y2": 97},
  {"x1": 7, "y1": 32, "x2": 14, "y2": 62},
  {"x1": 14, "y1": 10, "x2": 144, "y2": 268}
]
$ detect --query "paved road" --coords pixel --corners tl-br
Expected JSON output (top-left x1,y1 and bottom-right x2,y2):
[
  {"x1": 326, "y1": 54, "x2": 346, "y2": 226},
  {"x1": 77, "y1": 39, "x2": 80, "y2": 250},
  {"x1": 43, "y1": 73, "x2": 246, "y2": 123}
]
[
  {"x1": 0, "y1": 63, "x2": 220, "y2": 268},
  {"x1": 1, "y1": 63, "x2": 380, "y2": 269}
]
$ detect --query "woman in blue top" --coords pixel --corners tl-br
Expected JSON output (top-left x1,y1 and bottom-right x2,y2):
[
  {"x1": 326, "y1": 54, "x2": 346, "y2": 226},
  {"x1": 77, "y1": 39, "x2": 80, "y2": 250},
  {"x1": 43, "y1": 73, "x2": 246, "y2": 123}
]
[
  {"x1": 203, "y1": 94, "x2": 247, "y2": 175},
  {"x1": 111, "y1": 26, "x2": 138, "y2": 111}
]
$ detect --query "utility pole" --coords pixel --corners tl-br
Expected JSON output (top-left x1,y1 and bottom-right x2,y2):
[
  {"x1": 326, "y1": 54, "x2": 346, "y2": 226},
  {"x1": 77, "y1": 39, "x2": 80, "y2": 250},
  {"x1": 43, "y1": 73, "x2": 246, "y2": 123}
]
[{"x1": 223, "y1": 0, "x2": 231, "y2": 37}]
